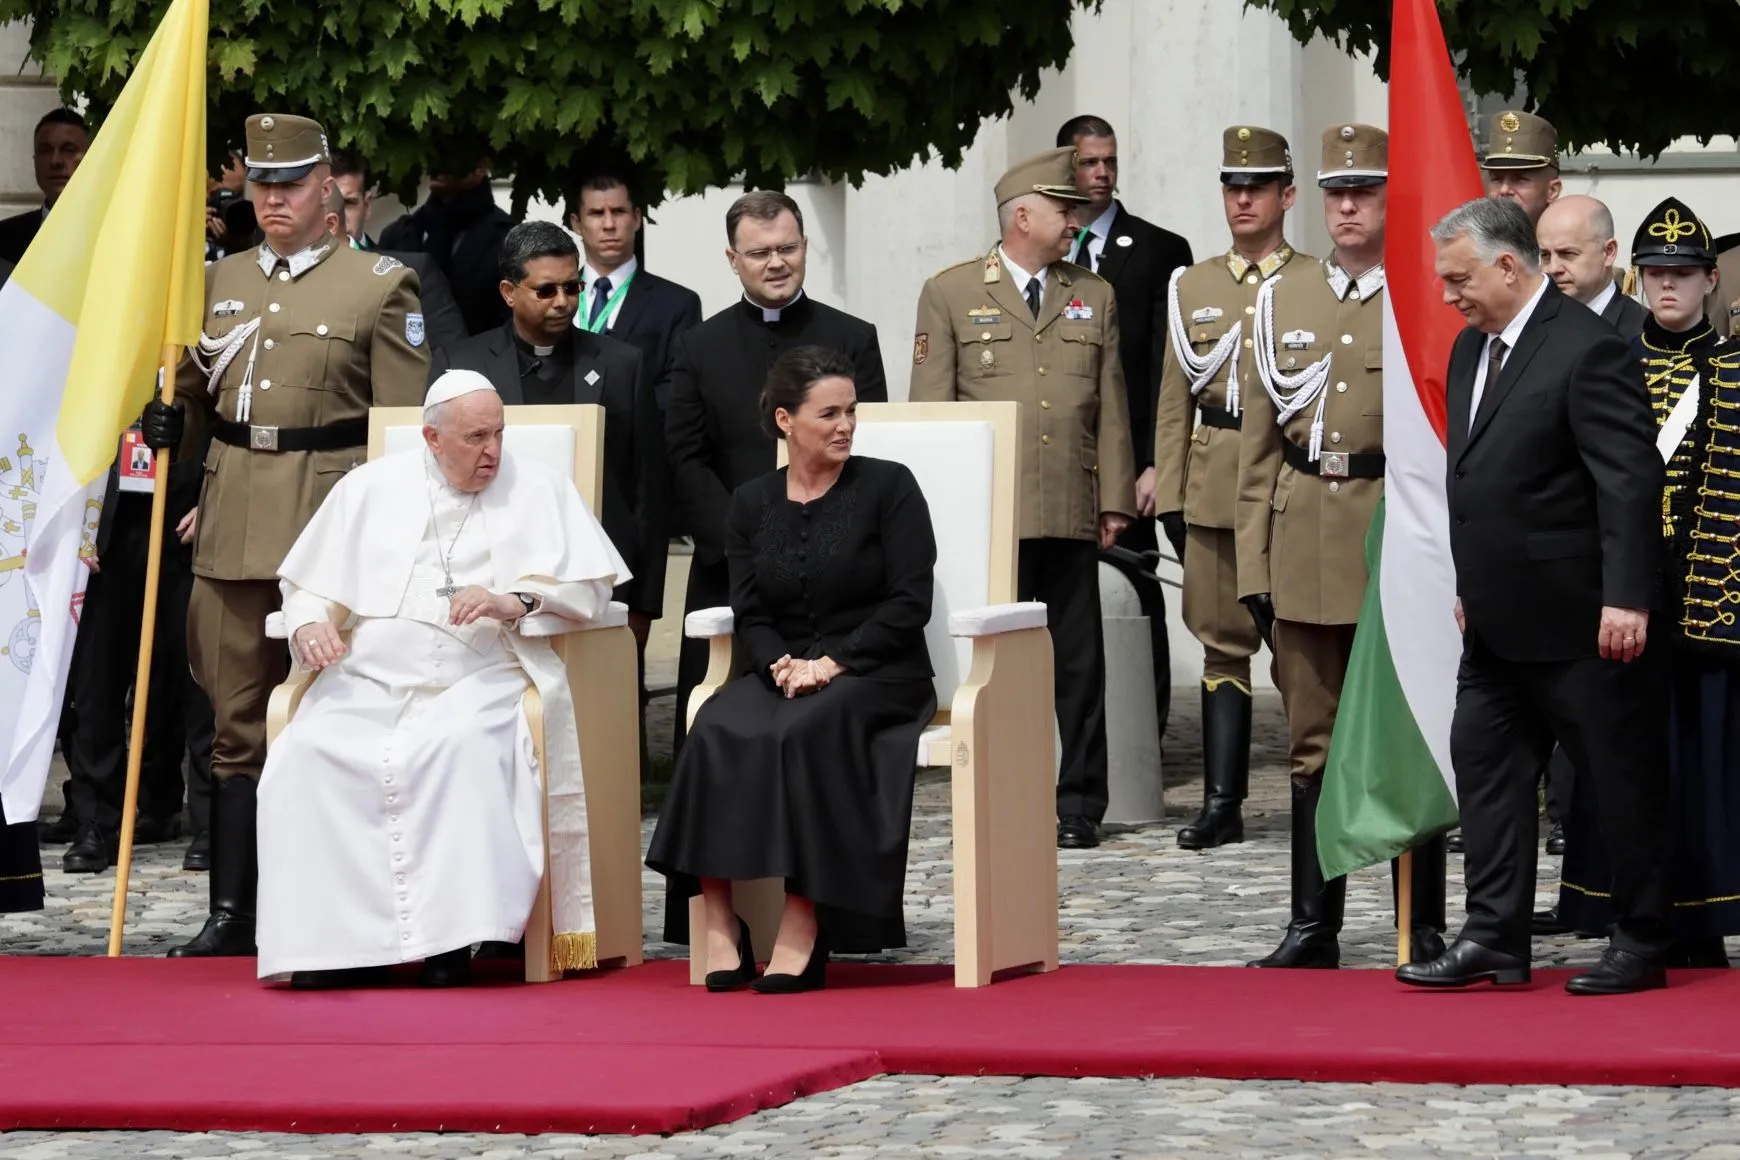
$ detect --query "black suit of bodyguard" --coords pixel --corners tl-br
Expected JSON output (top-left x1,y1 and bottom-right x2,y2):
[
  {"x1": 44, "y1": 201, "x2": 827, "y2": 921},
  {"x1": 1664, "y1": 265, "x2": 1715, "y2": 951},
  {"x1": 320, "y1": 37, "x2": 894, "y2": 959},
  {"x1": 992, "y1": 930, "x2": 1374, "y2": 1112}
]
[{"x1": 1399, "y1": 198, "x2": 1671, "y2": 996}]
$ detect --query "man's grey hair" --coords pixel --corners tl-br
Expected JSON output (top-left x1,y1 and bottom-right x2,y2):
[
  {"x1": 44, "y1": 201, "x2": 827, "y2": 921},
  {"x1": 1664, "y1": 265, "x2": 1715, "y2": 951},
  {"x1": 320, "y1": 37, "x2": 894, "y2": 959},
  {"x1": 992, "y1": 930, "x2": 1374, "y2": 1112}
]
[
  {"x1": 422, "y1": 398, "x2": 451, "y2": 428},
  {"x1": 1431, "y1": 196, "x2": 1541, "y2": 271},
  {"x1": 996, "y1": 192, "x2": 1044, "y2": 237}
]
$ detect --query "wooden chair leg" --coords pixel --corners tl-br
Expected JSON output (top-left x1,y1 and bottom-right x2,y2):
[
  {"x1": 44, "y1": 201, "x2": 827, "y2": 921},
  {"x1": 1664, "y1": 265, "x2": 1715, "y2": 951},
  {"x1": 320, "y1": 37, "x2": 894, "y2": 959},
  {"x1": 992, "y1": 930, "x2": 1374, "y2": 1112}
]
[{"x1": 950, "y1": 627, "x2": 1058, "y2": 987}]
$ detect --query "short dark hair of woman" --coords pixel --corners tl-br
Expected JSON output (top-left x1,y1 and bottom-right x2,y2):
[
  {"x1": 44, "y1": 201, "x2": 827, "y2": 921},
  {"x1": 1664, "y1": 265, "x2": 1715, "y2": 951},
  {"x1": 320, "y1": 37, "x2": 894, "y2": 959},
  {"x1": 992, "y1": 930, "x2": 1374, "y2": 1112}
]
[{"x1": 760, "y1": 346, "x2": 858, "y2": 439}]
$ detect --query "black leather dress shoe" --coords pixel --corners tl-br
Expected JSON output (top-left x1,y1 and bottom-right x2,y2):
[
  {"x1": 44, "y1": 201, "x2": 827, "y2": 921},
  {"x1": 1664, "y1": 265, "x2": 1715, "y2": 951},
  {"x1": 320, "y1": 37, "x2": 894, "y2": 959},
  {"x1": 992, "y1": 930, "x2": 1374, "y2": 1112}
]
[
  {"x1": 1531, "y1": 907, "x2": 1572, "y2": 936},
  {"x1": 290, "y1": 966, "x2": 391, "y2": 990},
  {"x1": 1445, "y1": 830, "x2": 1464, "y2": 854},
  {"x1": 1544, "y1": 823, "x2": 1566, "y2": 857},
  {"x1": 1565, "y1": 947, "x2": 1667, "y2": 995},
  {"x1": 181, "y1": 829, "x2": 211, "y2": 872},
  {"x1": 37, "y1": 812, "x2": 76, "y2": 846},
  {"x1": 62, "y1": 822, "x2": 116, "y2": 874},
  {"x1": 1410, "y1": 927, "x2": 1448, "y2": 964},
  {"x1": 1395, "y1": 938, "x2": 1530, "y2": 987},
  {"x1": 419, "y1": 947, "x2": 474, "y2": 988},
  {"x1": 1057, "y1": 816, "x2": 1100, "y2": 849},
  {"x1": 133, "y1": 814, "x2": 183, "y2": 845}
]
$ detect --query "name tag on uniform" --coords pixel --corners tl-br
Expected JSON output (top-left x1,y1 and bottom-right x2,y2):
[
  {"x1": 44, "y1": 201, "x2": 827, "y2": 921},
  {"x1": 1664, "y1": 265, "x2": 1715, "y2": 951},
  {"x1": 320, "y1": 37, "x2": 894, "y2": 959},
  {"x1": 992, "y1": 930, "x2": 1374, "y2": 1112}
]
[
  {"x1": 1192, "y1": 307, "x2": 1223, "y2": 324},
  {"x1": 1063, "y1": 299, "x2": 1094, "y2": 321},
  {"x1": 1281, "y1": 329, "x2": 1316, "y2": 349},
  {"x1": 967, "y1": 305, "x2": 1002, "y2": 324},
  {"x1": 212, "y1": 299, "x2": 245, "y2": 317}
]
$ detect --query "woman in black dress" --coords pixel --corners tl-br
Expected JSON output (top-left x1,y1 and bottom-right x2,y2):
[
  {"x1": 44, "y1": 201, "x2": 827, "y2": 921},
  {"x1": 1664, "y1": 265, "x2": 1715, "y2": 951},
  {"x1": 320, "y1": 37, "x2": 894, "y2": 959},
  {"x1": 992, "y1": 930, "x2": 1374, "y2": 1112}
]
[{"x1": 646, "y1": 346, "x2": 937, "y2": 994}]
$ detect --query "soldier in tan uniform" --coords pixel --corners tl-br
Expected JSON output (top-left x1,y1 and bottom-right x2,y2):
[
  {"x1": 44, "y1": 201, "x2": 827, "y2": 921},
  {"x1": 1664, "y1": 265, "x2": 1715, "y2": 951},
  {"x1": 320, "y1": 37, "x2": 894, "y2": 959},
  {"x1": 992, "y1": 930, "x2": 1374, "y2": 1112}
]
[
  {"x1": 1481, "y1": 110, "x2": 1561, "y2": 226},
  {"x1": 910, "y1": 147, "x2": 1136, "y2": 849},
  {"x1": 166, "y1": 114, "x2": 431, "y2": 957},
  {"x1": 1154, "y1": 126, "x2": 1312, "y2": 850},
  {"x1": 1236, "y1": 125, "x2": 1448, "y2": 969}
]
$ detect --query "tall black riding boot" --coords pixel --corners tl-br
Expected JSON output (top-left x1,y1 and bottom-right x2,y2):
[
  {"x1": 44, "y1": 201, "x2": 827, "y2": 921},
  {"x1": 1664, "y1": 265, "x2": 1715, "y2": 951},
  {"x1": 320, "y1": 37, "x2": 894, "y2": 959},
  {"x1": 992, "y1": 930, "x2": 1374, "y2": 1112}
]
[
  {"x1": 1249, "y1": 778, "x2": 1345, "y2": 968},
  {"x1": 1177, "y1": 682, "x2": 1250, "y2": 850},
  {"x1": 167, "y1": 776, "x2": 256, "y2": 957},
  {"x1": 1394, "y1": 834, "x2": 1448, "y2": 962}
]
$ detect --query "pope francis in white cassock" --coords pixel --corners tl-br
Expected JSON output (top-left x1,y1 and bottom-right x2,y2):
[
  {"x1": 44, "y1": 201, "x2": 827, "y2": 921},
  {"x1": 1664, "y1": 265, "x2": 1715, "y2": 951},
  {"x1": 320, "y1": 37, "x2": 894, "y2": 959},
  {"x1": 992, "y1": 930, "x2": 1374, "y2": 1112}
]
[{"x1": 256, "y1": 370, "x2": 628, "y2": 988}]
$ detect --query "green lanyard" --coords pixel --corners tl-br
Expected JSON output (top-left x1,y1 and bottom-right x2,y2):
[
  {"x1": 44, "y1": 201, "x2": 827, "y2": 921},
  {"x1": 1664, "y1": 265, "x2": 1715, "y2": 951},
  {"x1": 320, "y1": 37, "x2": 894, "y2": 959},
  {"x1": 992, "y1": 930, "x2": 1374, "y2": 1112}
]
[{"x1": 579, "y1": 269, "x2": 636, "y2": 333}]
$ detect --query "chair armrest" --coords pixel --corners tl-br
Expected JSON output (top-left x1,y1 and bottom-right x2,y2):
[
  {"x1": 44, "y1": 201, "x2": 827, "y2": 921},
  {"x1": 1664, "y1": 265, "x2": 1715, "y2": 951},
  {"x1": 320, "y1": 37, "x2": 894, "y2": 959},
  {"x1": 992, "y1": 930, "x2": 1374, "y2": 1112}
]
[
  {"x1": 948, "y1": 601, "x2": 1048, "y2": 638},
  {"x1": 265, "y1": 611, "x2": 287, "y2": 640},
  {"x1": 684, "y1": 606, "x2": 734, "y2": 638},
  {"x1": 528, "y1": 599, "x2": 629, "y2": 638},
  {"x1": 569, "y1": 600, "x2": 630, "y2": 633}
]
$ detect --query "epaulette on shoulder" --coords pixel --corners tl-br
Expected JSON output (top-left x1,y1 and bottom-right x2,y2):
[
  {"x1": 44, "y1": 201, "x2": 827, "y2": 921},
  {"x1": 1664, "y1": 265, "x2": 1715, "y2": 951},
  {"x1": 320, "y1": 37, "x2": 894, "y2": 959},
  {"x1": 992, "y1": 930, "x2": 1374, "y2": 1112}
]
[{"x1": 931, "y1": 255, "x2": 980, "y2": 279}]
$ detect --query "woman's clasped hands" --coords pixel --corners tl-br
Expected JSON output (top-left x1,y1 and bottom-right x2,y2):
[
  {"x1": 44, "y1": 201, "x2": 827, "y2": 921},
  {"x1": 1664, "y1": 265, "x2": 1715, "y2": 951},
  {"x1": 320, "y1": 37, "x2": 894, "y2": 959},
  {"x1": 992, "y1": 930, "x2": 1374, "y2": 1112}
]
[{"x1": 770, "y1": 654, "x2": 844, "y2": 699}]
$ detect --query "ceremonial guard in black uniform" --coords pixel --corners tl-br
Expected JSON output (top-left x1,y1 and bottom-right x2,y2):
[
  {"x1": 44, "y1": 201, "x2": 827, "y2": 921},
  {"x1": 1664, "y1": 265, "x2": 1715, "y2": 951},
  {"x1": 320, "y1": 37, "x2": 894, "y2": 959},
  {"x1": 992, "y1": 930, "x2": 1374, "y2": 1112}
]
[{"x1": 1558, "y1": 198, "x2": 1740, "y2": 966}]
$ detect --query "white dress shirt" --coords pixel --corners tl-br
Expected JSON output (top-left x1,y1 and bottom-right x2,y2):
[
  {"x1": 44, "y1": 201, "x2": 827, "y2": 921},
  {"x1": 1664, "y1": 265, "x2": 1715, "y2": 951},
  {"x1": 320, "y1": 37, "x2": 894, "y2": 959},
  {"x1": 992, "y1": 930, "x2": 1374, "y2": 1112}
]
[
  {"x1": 1470, "y1": 273, "x2": 1551, "y2": 431},
  {"x1": 1072, "y1": 202, "x2": 1119, "y2": 273},
  {"x1": 998, "y1": 247, "x2": 1048, "y2": 311},
  {"x1": 1585, "y1": 278, "x2": 1618, "y2": 319},
  {"x1": 581, "y1": 255, "x2": 638, "y2": 332}
]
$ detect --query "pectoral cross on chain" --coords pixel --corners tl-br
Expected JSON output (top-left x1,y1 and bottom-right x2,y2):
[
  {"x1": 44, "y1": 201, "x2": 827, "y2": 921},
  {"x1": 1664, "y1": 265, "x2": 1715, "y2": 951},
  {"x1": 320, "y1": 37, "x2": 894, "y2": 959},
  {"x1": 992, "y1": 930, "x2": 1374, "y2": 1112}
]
[{"x1": 437, "y1": 578, "x2": 459, "y2": 599}]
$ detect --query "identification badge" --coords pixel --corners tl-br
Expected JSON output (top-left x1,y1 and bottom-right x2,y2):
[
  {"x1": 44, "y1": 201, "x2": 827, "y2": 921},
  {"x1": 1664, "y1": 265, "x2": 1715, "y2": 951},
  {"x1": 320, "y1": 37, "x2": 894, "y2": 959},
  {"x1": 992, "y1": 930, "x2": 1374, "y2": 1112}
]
[
  {"x1": 117, "y1": 426, "x2": 157, "y2": 494},
  {"x1": 1282, "y1": 329, "x2": 1316, "y2": 349},
  {"x1": 1063, "y1": 298, "x2": 1093, "y2": 321},
  {"x1": 1192, "y1": 307, "x2": 1223, "y2": 324},
  {"x1": 966, "y1": 305, "x2": 1001, "y2": 324},
  {"x1": 584, "y1": 369, "x2": 601, "y2": 387},
  {"x1": 212, "y1": 299, "x2": 244, "y2": 317}
]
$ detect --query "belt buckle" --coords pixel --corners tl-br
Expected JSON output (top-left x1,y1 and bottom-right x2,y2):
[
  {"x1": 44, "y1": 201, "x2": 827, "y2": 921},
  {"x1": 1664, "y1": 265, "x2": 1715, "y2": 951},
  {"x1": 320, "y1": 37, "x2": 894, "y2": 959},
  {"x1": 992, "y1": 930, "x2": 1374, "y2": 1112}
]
[
  {"x1": 249, "y1": 425, "x2": 280, "y2": 451},
  {"x1": 1320, "y1": 451, "x2": 1349, "y2": 478}
]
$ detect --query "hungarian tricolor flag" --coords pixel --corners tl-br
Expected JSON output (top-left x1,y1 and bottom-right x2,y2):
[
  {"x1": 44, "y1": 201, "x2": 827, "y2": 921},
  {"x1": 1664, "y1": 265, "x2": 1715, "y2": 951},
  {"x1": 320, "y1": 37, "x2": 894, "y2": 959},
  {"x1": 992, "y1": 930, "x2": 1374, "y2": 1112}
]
[{"x1": 1316, "y1": 0, "x2": 1484, "y2": 879}]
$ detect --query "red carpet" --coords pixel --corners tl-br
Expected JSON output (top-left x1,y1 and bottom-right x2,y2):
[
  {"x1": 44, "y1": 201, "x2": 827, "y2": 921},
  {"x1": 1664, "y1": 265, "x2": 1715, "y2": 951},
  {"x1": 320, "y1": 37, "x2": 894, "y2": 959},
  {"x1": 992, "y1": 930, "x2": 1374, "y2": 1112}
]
[{"x1": 3, "y1": 957, "x2": 1739, "y2": 1134}]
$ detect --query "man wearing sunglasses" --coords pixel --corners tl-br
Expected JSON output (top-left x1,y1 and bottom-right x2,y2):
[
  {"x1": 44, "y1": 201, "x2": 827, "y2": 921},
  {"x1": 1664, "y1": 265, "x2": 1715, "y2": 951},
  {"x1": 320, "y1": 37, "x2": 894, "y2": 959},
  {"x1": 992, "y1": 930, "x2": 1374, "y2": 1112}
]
[{"x1": 432, "y1": 222, "x2": 662, "y2": 656}]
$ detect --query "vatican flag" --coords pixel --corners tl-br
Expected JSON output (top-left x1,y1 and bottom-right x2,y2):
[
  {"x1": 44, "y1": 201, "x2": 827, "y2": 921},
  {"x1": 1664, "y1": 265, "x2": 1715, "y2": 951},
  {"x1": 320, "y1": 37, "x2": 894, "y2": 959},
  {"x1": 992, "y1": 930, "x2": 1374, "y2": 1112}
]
[{"x1": 0, "y1": 0, "x2": 207, "y2": 823}]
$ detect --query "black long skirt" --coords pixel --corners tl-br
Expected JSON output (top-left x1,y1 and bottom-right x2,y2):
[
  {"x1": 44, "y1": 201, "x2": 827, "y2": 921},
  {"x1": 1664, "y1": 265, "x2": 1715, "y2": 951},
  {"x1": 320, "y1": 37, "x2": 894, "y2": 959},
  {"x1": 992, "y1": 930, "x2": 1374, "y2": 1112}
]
[
  {"x1": 0, "y1": 796, "x2": 44, "y2": 913},
  {"x1": 646, "y1": 672, "x2": 935, "y2": 954},
  {"x1": 1559, "y1": 648, "x2": 1740, "y2": 939}
]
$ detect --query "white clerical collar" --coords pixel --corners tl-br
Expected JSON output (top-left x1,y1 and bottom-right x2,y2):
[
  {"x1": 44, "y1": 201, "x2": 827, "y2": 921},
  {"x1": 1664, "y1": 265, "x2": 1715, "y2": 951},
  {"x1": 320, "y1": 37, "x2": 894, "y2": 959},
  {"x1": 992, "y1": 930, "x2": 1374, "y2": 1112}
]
[
  {"x1": 1083, "y1": 201, "x2": 1118, "y2": 243},
  {"x1": 256, "y1": 238, "x2": 332, "y2": 279},
  {"x1": 746, "y1": 287, "x2": 805, "y2": 321},
  {"x1": 1326, "y1": 259, "x2": 1385, "y2": 302},
  {"x1": 998, "y1": 246, "x2": 1048, "y2": 291},
  {"x1": 1586, "y1": 279, "x2": 1619, "y2": 317},
  {"x1": 584, "y1": 255, "x2": 638, "y2": 287}
]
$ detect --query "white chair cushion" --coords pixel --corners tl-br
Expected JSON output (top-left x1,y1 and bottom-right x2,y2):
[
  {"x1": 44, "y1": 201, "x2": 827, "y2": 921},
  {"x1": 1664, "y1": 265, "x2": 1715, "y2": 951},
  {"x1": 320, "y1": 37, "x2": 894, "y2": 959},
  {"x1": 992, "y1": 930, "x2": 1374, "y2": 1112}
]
[
  {"x1": 850, "y1": 422, "x2": 994, "y2": 707},
  {"x1": 264, "y1": 611, "x2": 287, "y2": 639},
  {"x1": 917, "y1": 724, "x2": 951, "y2": 768},
  {"x1": 382, "y1": 423, "x2": 578, "y2": 479},
  {"x1": 949, "y1": 602, "x2": 1048, "y2": 637},
  {"x1": 684, "y1": 607, "x2": 735, "y2": 638}
]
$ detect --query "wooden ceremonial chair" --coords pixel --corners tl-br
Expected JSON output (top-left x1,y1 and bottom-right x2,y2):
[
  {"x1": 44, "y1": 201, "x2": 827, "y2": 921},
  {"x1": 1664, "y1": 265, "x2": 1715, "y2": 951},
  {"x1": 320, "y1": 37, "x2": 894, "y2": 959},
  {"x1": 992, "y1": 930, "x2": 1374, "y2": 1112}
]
[
  {"x1": 682, "y1": 400, "x2": 1058, "y2": 988},
  {"x1": 263, "y1": 404, "x2": 643, "y2": 983}
]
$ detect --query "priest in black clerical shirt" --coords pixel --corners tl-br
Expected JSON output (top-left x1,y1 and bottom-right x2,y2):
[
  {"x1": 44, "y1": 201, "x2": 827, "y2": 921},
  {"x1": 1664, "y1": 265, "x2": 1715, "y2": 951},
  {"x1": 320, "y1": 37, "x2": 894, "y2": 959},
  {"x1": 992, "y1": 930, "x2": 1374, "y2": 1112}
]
[{"x1": 432, "y1": 221, "x2": 666, "y2": 640}]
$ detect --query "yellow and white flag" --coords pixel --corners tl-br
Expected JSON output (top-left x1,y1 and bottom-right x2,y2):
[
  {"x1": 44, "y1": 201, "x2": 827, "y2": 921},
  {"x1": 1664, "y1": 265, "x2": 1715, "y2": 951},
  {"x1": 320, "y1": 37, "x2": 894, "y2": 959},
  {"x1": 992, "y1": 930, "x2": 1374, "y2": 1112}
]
[{"x1": 0, "y1": 0, "x2": 207, "y2": 822}]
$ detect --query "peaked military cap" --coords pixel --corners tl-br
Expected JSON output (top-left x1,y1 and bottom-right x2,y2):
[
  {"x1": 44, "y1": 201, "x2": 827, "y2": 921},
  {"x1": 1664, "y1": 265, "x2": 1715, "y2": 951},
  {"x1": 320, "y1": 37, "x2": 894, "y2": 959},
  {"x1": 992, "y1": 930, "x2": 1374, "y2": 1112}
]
[
  {"x1": 1220, "y1": 125, "x2": 1292, "y2": 186},
  {"x1": 1481, "y1": 110, "x2": 1556, "y2": 171},
  {"x1": 244, "y1": 113, "x2": 331, "y2": 184},
  {"x1": 1633, "y1": 196, "x2": 1716, "y2": 269},
  {"x1": 994, "y1": 147, "x2": 1091, "y2": 208},
  {"x1": 1318, "y1": 123, "x2": 1387, "y2": 188}
]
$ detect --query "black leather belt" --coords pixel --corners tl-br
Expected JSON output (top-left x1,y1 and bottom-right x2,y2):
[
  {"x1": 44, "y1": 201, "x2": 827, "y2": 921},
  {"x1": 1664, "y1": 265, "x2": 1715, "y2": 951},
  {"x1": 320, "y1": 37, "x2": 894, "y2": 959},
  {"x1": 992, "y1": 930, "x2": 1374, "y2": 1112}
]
[
  {"x1": 213, "y1": 417, "x2": 368, "y2": 452},
  {"x1": 1198, "y1": 405, "x2": 1241, "y2": 431},
  {"x1": 1282, "y1": 438, "x2": 1385, "y2": 480}
]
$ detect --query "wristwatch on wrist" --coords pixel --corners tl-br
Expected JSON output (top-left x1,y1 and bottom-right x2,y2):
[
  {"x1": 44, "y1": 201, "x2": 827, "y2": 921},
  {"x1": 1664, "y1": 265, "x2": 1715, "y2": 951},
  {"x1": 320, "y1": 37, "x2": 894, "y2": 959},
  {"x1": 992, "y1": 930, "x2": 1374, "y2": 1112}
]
[{"x1": 515, "y1": 593, "x2": 536, "y2": 618}]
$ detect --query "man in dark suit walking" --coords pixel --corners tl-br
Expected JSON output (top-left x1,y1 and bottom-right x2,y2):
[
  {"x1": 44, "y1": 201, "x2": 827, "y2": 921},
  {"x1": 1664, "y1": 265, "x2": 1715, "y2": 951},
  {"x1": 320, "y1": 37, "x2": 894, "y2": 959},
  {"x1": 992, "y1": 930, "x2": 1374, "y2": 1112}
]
[
  {"x1": 1538, "y1": 195, "x2": 1647, "y2": 341},
  {"x1": 1396, "y1": 196, "x2": 1672, "y2": 996},
  {"x1": 432, "y1": 222, "x2": 664, "y2": 641},
  {"x1": 0, "y1": 108, "x2": 87, "y2": 265},
  {"x1": 1055, "y1": 116, "x2": 1193, "y2": 553},
  {"x1": 666, "y1": 191, "x2": 887, "y2": 760}
]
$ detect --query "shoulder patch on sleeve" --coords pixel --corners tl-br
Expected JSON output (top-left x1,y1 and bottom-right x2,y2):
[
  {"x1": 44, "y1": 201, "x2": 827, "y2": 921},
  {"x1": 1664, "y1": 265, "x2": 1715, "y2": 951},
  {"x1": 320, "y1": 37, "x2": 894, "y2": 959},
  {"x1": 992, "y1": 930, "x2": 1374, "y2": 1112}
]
[
  {"x1": 373, "y1": 255, "x2": 404, "y2": 276},
  {"x1": 913, "y1": 333, "x2": 928, "y2": 365},
  {"x1": 405, "y1": 313, "x2": 426, "y2": 347}
]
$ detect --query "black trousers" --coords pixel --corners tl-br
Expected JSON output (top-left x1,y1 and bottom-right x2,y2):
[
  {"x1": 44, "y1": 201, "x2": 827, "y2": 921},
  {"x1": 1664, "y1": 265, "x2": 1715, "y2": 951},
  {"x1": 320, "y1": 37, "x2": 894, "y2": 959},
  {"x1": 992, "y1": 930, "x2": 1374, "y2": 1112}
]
[
  {"x1": 64, "y1": 499, "x2": 210, "y2": 834},
  {"x1": 1450, "y1": 628, "x2": 1671, "y2": 959},
  {"x1": 1018, "y1": 538, "x2": 1109, "y2": 822}
]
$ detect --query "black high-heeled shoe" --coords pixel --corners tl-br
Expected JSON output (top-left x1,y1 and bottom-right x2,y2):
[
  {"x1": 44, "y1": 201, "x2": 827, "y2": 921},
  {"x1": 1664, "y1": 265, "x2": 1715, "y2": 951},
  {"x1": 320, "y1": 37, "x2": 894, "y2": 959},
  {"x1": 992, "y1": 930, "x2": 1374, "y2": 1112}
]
[
  {"x1": 752, "y1": 934, "x2": 828, "y2": 994},
  {"x1": 704, "y1": 915, "x2": 757, "y2": 992}
]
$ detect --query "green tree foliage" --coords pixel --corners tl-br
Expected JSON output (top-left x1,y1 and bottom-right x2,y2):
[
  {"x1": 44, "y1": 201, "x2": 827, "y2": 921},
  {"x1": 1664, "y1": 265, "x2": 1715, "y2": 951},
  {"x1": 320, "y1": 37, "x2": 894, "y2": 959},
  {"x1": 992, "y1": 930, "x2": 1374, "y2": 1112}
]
[
  {"x1": 1247, "y1": 0, "x2": 1740, "y2": 159},
  {"x1": 4, "y1": 0, "x2": 1096, "y2": 209}
]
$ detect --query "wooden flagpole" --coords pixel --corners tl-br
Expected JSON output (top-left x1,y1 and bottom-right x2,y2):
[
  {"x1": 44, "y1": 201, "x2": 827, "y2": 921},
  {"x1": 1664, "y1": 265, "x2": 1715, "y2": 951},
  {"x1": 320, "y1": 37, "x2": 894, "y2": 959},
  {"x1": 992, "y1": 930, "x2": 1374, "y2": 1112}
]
[
  {"x1": 107, "y1": 343, "x2": 182, "y2": 956},
  {"x1": 1395, "y1": 848, "x2": 1414, "y2": 967}
]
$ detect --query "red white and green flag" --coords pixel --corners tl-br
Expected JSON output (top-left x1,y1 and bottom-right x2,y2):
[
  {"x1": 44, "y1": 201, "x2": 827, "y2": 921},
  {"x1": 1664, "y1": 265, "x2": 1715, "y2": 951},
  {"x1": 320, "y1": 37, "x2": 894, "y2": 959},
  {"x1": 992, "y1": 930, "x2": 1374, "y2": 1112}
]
[{"x1": 1316, "y1": 0, "x2": 1484, "y2": 879}]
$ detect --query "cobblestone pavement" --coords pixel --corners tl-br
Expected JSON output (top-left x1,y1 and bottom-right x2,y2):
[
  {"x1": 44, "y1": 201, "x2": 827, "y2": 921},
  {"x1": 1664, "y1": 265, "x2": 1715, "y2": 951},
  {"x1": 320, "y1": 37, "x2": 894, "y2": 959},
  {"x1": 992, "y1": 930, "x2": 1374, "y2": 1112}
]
[{"x1": 5, "y1": 694, "x2": 1732, "y2": 1158}]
